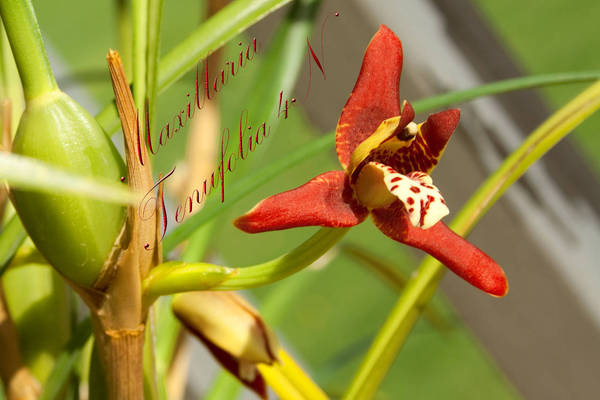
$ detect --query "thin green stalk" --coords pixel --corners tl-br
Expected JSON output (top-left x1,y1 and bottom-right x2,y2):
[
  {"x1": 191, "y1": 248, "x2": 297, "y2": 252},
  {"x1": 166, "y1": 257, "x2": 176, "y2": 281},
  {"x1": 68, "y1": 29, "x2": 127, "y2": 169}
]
[
  {"x1": 0, "y1": 0, "x2": 57, "y2": 100},
  {"x1": 39, "y1": 318, "x2": 92, "y2": 400},
  {"x1": 411, "y1": 71, "x2": 600, "y2": 111},
  {"x1": 0, "y1": 21, "x2": 24, "y2": 131},
  {"x1": 115, "y1": 0, "x2": 133, "y2": 77},
  {"x1": 145, "y1": 0, "x2": 163, "y2": 136},
  {"x1": 96, "y1": 0, "x2": 295, "y2": 135},
  {"x1": 145, "y1": 227, "x2": 347, "y2": 300},
  {"x1": 132, "y1": 0, "x2": 148, "y2": 114},
  {"x1": 342, "y1": 80, "x2": 600, "y2": 400},
  {"x1": 143, "y1": 311, "x2": 159, "y2": 400}
]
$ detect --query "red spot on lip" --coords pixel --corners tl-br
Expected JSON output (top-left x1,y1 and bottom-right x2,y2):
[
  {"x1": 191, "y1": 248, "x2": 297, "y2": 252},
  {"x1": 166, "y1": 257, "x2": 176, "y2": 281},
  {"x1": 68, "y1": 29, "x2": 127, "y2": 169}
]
[
  {"x1": 407, "y1": 197, "x2": 414, "y2": 205},
  {"x1": 419, "y1": 199, "x2": 426, "y2": 226},
  {"x1": 408, "y1": 208, "x2": 414, "y2": 213},
  {"x1": 410, "y1": 186, "x2": 420, "y2": 193},
  {"x1": 390, "y1": 185, "x2": 399, "y2": 192},
  {"x1": 390, "y1": 176, "x2": 402, "y2": 183}
]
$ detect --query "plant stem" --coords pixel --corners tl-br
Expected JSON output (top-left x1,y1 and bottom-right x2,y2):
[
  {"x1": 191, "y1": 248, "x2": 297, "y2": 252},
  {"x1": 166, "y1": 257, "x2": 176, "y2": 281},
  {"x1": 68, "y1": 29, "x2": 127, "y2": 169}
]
[
  {"x1": 132, "y1": 0, "x2": 148, "y2": 115},
  {"x1": 90, "y1": 316, "x2": 145, "y2": 400},
  {"x1": 217, "y1": 227, "x2": 346, "y2": 290},
  {"x1": 115, "y1": 0, "x2": 133, "y2": 77},
  {"x1": 342, "y1": 79, "x2": 600, "y2": 400},
  {"x1": 145, "y1": 0, "x2": 163, "y2": 137},
  {"x1": 0, "y1": 0, "x2": 57, "y2": 100},
  {"x1": 411, "y1": 71, "x2": 600, "y2": 112},
  {"x1": 144, "y1": 227, "x2": 347, "y2": 299}
]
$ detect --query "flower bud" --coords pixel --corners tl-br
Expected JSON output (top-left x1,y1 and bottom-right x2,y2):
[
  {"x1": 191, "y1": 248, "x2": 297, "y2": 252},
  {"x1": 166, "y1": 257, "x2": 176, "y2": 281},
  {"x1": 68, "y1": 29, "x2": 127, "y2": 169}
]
[
  {"x1": 10, "y1": 90, "x2": 126, "y2": 287},
  {"x1": 172, "y1": 292, "x2": 279, "y2": 398}
]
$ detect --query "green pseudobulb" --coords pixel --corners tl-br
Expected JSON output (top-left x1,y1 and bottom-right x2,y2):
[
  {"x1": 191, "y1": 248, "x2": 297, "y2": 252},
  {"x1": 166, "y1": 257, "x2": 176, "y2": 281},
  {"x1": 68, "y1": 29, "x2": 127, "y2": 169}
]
[{"x1": 11, "y1": 90, "x2": 126, "y2": 287}]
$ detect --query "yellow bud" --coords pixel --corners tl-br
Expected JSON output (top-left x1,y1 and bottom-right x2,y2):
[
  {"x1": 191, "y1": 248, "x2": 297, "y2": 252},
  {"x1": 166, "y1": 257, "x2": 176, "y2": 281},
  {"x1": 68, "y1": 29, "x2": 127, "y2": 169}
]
[{"x1": 172, "y1": 291, "x2": 279, "y2": 365}]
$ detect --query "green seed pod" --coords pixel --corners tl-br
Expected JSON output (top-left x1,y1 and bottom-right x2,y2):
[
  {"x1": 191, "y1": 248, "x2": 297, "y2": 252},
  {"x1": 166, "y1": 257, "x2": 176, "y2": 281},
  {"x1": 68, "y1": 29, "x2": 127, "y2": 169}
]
[{"x1": 11, "y1": 90, "x2": 126, "y2": 287}]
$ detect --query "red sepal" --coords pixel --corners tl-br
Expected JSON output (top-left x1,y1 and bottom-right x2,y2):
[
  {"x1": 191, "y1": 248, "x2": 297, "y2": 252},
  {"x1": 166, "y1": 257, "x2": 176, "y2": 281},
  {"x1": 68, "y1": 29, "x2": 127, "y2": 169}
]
[
  {"x1": 372, "y1": 202, "x2": 508, "y2": 296},
  {"x1": 336, "y1": 25, "x2": 403, "y2": 169},
  {"x1": 234, "y1": 171, "x2": 368, "y2": 233}
]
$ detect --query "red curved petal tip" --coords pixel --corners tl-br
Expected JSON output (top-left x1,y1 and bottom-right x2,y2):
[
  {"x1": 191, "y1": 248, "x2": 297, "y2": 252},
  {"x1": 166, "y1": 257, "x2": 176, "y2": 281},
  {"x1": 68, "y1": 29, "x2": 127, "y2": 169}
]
[
  {"x1": 420, "y1": 109, "x2": 460, "y2": 157},
  {"x1": 372, "y1": 203, "x2": 508, "y2": 296},
  {"x1": 336, "y1": 25, "x2": 403, "y2": 169},
  {"x1": 374, "y1": 108, "x2": 460, "y2": 175},
  {"x1": 234, "y1": 170, "x2": 368, "y2": 233}
]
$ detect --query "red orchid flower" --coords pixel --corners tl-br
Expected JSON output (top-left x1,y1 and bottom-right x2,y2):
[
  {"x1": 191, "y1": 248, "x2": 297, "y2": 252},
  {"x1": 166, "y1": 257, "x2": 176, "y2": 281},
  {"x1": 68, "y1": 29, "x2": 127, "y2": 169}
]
[{"x1": 235, "y1": 25, "x2": 508, "y2": 296}]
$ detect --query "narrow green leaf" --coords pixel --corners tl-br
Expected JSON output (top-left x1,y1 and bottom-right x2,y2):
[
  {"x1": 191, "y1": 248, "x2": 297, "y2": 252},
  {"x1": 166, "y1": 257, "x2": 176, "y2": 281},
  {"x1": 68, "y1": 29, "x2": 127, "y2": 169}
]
[
  {"x1": 132, "y1": 0, "x2": 149, "y2": 114},
  {"x1": 96, "y1": 0, "x2": 293, "y2": 134},
  {"x1": 39, "y1": 318, "x2": 92, "y2": 400},
  {"x1": 0, "y1": 214, "x2": 26, "y2": 277},
  {"x1": 412, "y1": 71, "x2": 600, "y2": 112},
  {"x1": 0, "y1": 152, "x2": 139, "y2": 205}
]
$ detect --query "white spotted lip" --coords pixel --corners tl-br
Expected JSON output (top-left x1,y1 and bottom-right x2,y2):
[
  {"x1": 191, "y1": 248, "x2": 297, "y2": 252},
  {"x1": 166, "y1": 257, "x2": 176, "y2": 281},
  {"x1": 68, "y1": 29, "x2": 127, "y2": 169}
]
[{"x1": 354, "y1": 161, "x2": 449, "y2": 229}]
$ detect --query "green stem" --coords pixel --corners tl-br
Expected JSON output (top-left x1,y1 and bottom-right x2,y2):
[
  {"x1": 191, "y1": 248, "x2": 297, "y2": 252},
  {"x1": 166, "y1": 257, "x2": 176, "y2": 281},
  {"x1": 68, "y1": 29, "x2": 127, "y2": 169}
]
[
  {"x1": 145, "y1": 0, "x2": 163, "y2": 137},
  {"x1": 342, "y1": 79, "x2": 600, "y2": 400},
  {"x1": 144, "y1": 227, "x2": 347, "y2": 300},
  {"x1": 0, "y1": 20, "x2": 25, "y2": 131},
  {"x1": 0, "y1": 0, "x2": 57, "y2": 100},
  {"x1": 115, "y1": 0, "x2": 133, "y2": 78},
  {"x1": 132, "y1": 0, "x2": 148, "y2": 114},
  {"x1": 411, "y1": 71, "x2": 600, "y2": 111}
]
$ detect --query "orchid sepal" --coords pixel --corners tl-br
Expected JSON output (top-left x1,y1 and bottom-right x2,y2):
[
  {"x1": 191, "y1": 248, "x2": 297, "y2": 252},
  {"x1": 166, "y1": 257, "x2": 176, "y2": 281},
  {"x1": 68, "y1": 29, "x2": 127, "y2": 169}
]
[{"x1": 234, "y1": 170, "x2": 368, "y2": 233}]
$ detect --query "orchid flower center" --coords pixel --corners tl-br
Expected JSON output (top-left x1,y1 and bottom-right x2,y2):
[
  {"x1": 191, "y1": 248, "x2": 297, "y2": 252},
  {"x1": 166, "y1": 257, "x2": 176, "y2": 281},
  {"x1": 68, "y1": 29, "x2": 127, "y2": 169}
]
[{"x1": 354, "y1": 162, "x2": 449, "y2": 229}]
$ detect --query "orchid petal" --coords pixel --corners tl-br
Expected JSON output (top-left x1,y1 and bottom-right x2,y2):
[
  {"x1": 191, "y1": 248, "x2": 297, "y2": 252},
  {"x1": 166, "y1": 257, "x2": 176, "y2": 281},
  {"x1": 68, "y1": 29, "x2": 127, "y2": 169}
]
[
  {"x1": 336, "y1": 25, "x2": 403, "y2": 170},
  {"x1": 372, "y1": 202, "x2": 508, "y2": 296},
  {"x1": 371, "y1": 109, "x2": 460, "y2": 175},
  {"x1": 355, "y1": 162, "x2": 449, "y2": 229},
  {"x1": 234, "y1": 170, "x2": 368, "y2": 233},
  {"x1": 347, "y1": 102, "x2": 415, "y2": 181}
]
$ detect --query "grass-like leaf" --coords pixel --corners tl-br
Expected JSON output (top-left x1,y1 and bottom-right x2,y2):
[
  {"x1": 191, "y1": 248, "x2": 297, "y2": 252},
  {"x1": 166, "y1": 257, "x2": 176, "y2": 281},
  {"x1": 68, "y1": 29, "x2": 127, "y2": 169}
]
[
  {"x1": 39, "y1": 318, "x2": 92, "y2": 400},
  {"x1": 0, "y1": 214, "x2": 26, "y2": 277},
  {"x1": 0, "y1": 152, "x2": 139, "y2": 205}
]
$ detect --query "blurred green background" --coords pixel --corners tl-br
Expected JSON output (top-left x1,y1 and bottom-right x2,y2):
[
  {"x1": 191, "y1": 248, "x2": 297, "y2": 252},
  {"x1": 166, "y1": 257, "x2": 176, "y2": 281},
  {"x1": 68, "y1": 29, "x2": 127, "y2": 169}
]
[{"x1": 30, "y1": 0, "x2": 599, "y2": 398}]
